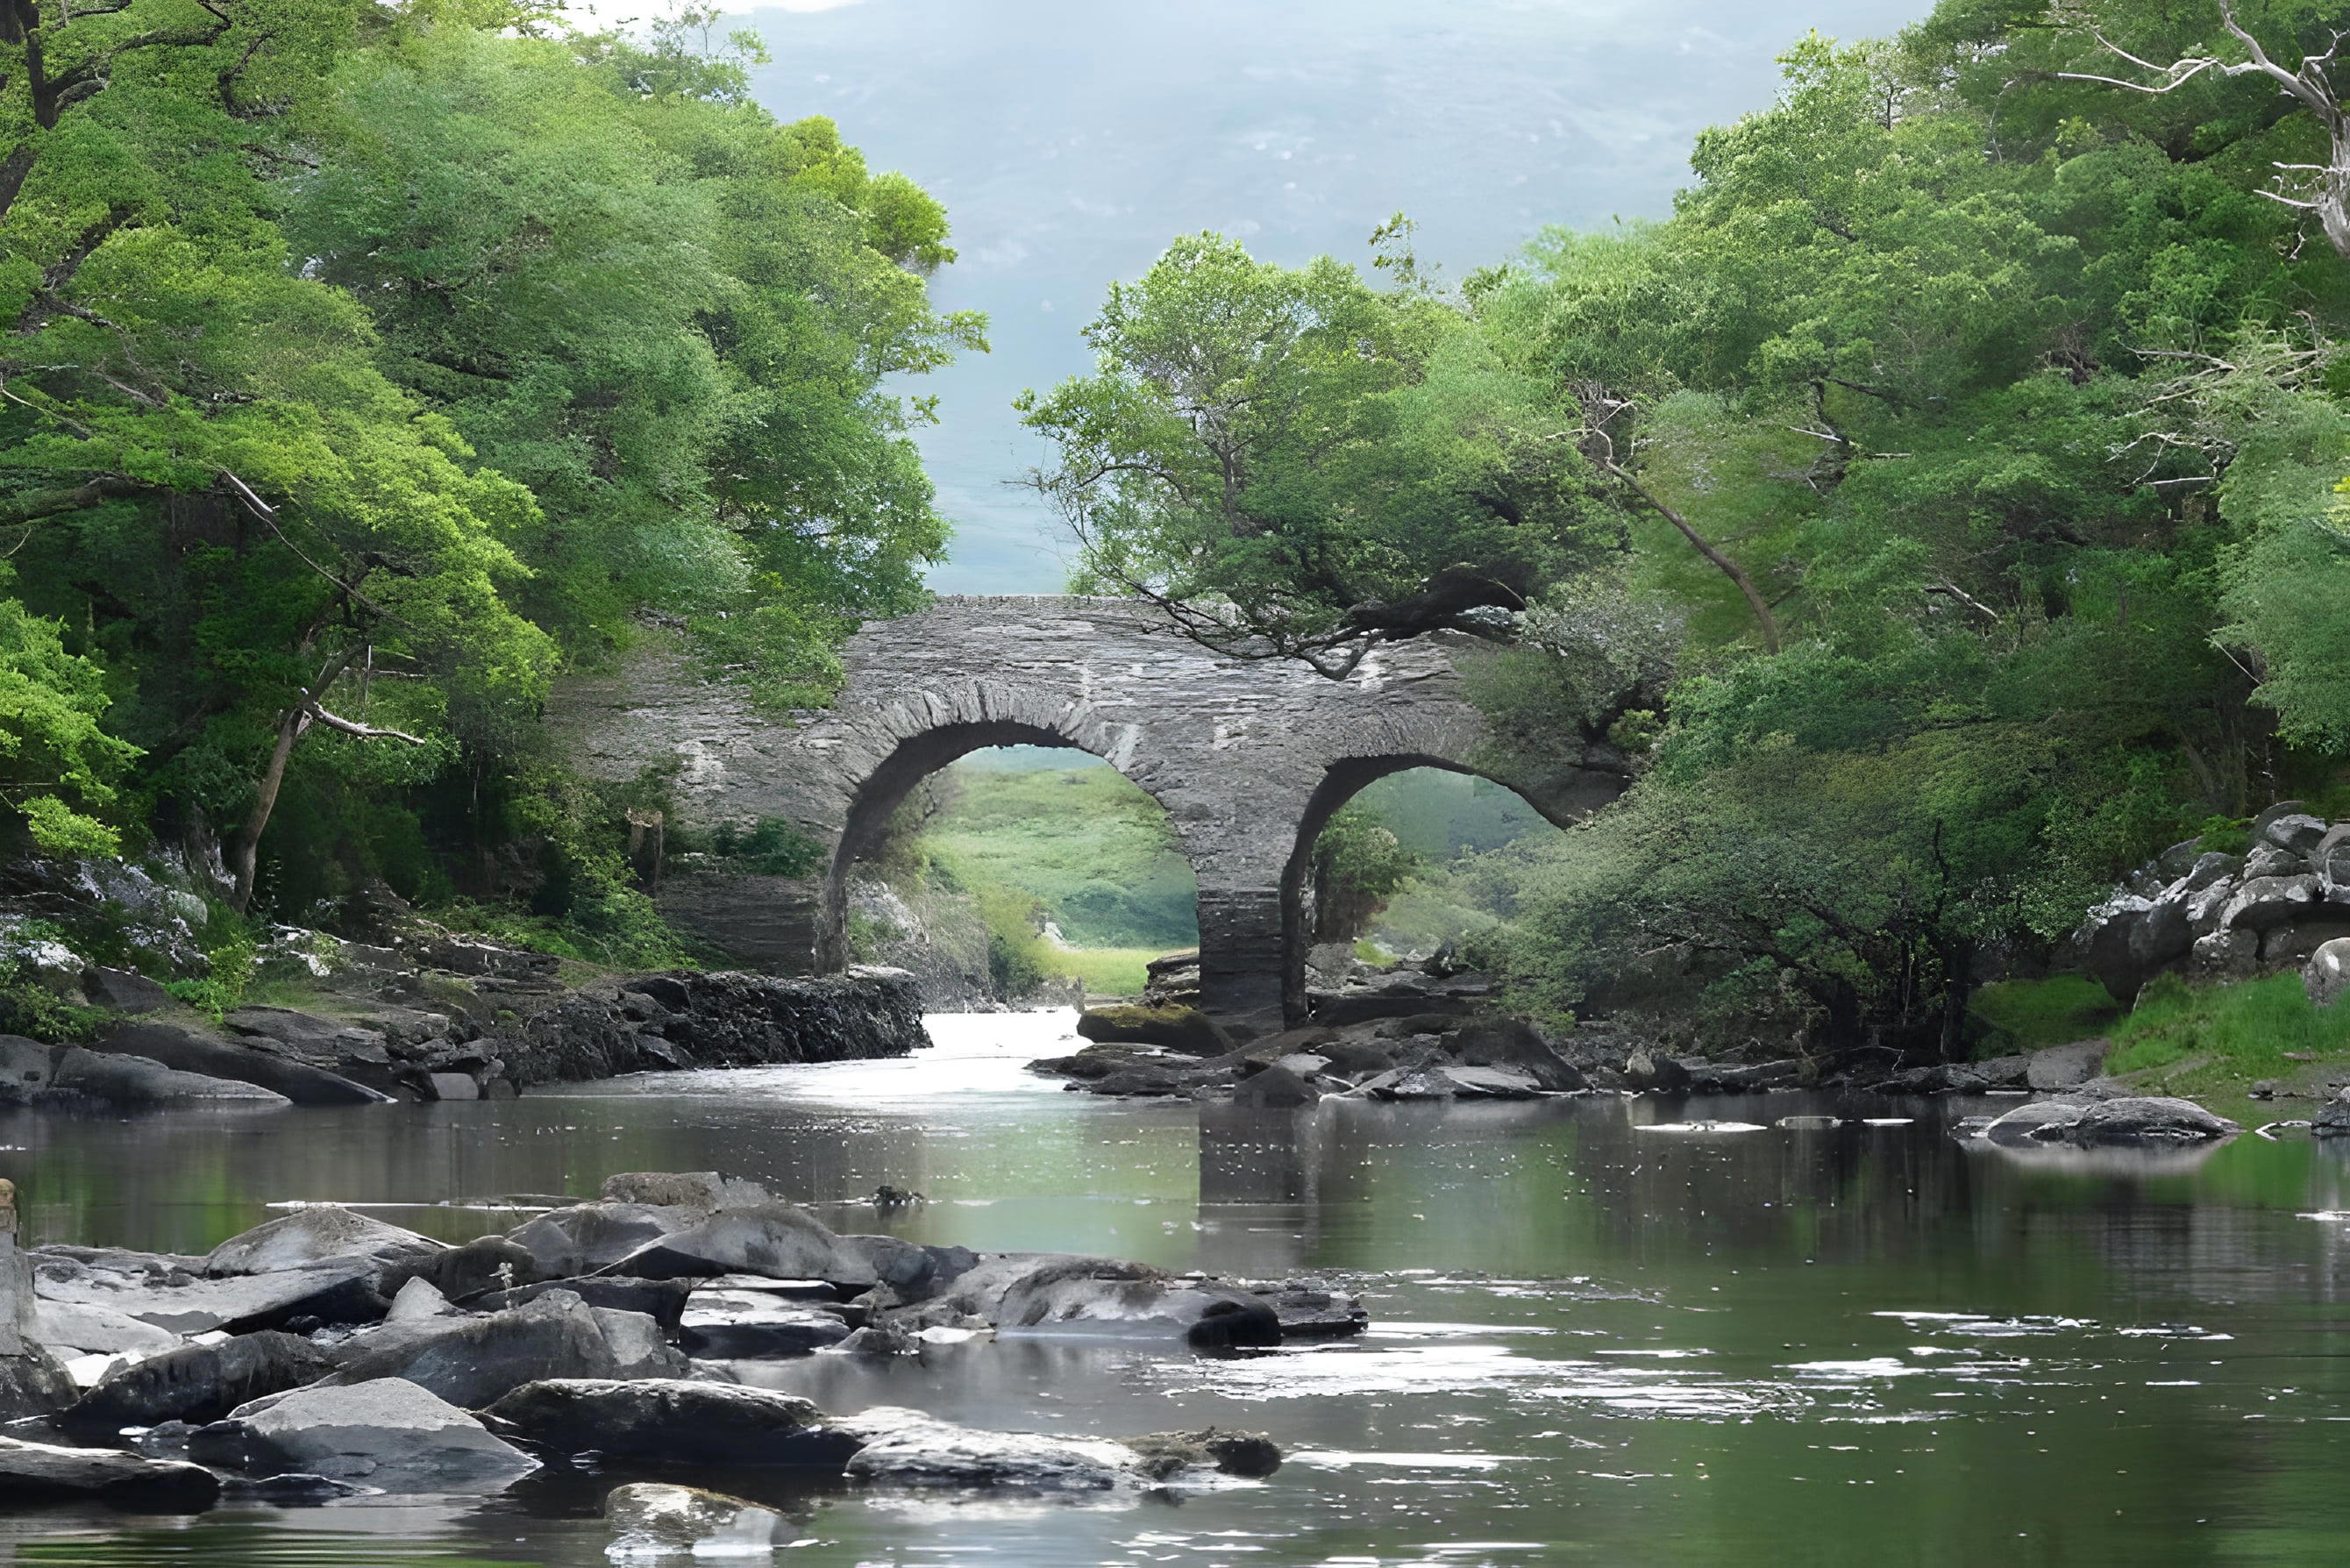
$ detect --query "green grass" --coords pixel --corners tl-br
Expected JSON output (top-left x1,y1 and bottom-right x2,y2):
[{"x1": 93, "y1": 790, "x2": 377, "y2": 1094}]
[
  {"x1": 926, "y1": 764, "x2": 1197, "y2": 949},
  {"x1": 2104, "y1": 973, "x2": 2350, "y2": 1086},
  {"x1": 1041, "y1": 946, "x2": 1166, "y2": 997},
  {"x1": 1968, "y1": 974, "x2": 2122, "y2": 1056}
]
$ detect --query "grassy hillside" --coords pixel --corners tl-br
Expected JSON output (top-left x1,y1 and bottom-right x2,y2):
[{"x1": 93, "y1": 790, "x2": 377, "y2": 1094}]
[{"x1": 923, "y1": 760, "x2": 1198, "y2": 950}]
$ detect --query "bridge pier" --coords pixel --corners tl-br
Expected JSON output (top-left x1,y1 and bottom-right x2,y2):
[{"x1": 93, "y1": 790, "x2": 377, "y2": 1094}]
[{"x1": 1193, "y1": 885, "x2": 1288, "y2": 1023}]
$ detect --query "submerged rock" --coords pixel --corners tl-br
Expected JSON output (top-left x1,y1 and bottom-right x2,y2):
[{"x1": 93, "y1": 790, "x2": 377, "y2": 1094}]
[
  {"x1": 0, "y1": 1435, "x2": 219, "y2": 1510},
  {"x1": 480, "y1": 1378, "x2": 858, "y2": 1467},
  {"x1": 1121, "y1": 1428, "x2": 1283, "y2": 1480},
  {"x1": 211, "y1": 1376, "x2": 539, "y2": 1493},
  {"x1": 604, "y1": 1481, "x2": 794, "y2": 1559}
]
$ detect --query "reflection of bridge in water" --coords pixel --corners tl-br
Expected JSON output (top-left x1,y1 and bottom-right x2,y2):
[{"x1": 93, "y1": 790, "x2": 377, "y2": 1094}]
[{"x1": 550, "y1": 595, "x2": 1627, "y2": 1021}]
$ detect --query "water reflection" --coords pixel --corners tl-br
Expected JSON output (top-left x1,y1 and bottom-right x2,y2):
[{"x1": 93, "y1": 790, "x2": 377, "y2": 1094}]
[{"x1": 10, "y1": 1016, "x2": 2350, "y2": 1564}]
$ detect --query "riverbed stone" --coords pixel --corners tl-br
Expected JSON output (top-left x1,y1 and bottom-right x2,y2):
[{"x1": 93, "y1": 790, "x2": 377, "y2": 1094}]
[
  {"x1": 835, "y1": 1405, "x2": 1145, "y2": 1489},
  {"x1": 603, "y1": 1202, "x2": 872, "y2": 1286},
  {"x1": 601, "y1": 1171, "x2": 773, "y2": 1211},
  {"x1": 470, "y1": 1275, "x2": 694, "y2": 1329},
  {"x1": 0, "y1": 1435, "x2": 218, "y2": 1510},
  {"x1": 678, "y1": 1288, "x2": 851, "y2": 1357},
  {"x1": 481, "y1": 1378, "x2": 856, "y2": 1466},
  {"x1": 49, "y1": 1049, "x2": 290, "y2": 1108},
  {"x1": 1623, "y1": 1048, "x2": 1691, "y2": 1093},
  {"x1": 1121, "y1": 1428, "x2": 1283, "y2": 1480},
  {"x1": 1447, "y1": 1016, "x2": 1588, "y2": 1091},
  {"x1": 2062, "y1": 1096, "x2": 2240, "y2": 1145},
  {"x1": 993, "y1": 1258, "x2": 1280, "y2": 1348},
  {"x1": 1076, "y1": 1004, "x2": 1232, "y2": 1057},
  {"x1": 32, "y1": 1300, "x2": 182, "y2": 1357},
  {"x1": 2313, "y1": 1091, "x2": 2350, "y2": 1137},
  {"x1": 206, "y1": 1208, "x2": 443, "y2": 1276},
  {"x1": 317, "y1": 1289, "x2": 687, "y2": 1408},
  {"x1": 90, "y1": 1022, "x2": 391, "y2": 1106},
  {"x1": 220, "y1": 1377, "x2": 539, "y2": 1493},
  {"x1": 34, "y1": 1256, "x2": 385, "y2": 1336},
  {"x1": 380, "y1": 1235, "x2": 543, "y2": 1303},
  {"x1": 1978, "y1": 1101, "x2": 2085, "y2": 1144},
  {"x1": 59, "y1": 1331, "x2": 336, "y2": 1438},
  {"x1": 506, "y1": 1201, "x2": 697, "y2": 1277},
  {"x1": 603, "y1": 1481, "x2": 793, "y2": 1557}
]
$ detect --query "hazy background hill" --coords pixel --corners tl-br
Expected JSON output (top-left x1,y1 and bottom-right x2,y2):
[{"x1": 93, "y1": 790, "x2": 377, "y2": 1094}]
[{"x1": 744, "y1": 0, "x2": 1934, "y2": 591}]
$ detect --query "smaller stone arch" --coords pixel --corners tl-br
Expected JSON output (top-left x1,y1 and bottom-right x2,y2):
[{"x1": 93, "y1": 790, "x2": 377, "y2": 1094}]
[{"x1": 1278, "y1": 753, "x2": 1594, "y2": 1021}]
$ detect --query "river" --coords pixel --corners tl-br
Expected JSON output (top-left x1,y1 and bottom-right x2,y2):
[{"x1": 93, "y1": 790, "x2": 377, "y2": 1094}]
[{"x1": 4, "y1": 1011, "x2": 2348, "y2": 1565}]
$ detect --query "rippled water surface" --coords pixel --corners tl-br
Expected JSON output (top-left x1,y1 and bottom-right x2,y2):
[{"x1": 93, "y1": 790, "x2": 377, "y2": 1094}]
[{"x1": 7, "y1": 1012, "x2": 2350, "y2": 1565}]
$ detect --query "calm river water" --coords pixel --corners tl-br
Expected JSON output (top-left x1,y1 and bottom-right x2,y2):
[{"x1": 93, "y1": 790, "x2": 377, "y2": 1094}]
[{"x1": 3, "y1": 1012, "x2": 2349, "y2": 1566}]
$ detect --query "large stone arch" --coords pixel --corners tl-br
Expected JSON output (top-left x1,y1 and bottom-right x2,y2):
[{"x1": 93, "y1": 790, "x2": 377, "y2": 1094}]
[{"x1": 545, "y1": 595, "x2": 1631, "y2": 1021}]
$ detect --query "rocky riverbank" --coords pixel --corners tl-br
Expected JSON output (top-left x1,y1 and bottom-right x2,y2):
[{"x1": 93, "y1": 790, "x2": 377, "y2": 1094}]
[
  {"x1": 0, "y1": 1173, "x2": 1342, "y2": 1535},
  {"x1": 0, "y1": 861, "x2": 926, "y2": 1105}
]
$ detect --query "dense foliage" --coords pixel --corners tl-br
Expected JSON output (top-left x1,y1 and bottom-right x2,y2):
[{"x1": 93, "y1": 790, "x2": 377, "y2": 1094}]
[
  {"x1": 1043, "y1": 0, "x2": 2350, "y2": 1052},
  {"x1": 0, "y1": 0, "x2": 972, "y2": 949}
]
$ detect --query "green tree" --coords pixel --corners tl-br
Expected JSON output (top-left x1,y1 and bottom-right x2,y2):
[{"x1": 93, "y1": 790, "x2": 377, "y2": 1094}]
[{"x1": 1020, "y1": 230, "x2": 1614, "y2": 676}]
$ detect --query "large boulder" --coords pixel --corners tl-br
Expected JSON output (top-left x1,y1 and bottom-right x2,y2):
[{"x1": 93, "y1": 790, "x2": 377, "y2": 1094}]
[
  {"x1": 48, "y1": 1049, "x2": 289, "y2": 1108},
  {"x1": 833, "y1": 1406, "x2": 1146, "y2": 1490},
  {"x1": 2220, "y1": 874, "x2": 2321, "y2": 932},
  {"x1": 604, "y1": 1482, "x2": 793, "y2": 1557},
  {"x1": 90, "y1": 1021, "x2": 392, "y2": 1106},
  {"x1": 480, "y1": 1378, "x2": 858, "y2": 1466},
  {"x1": 32, "y1": 1301, "x2": 181, "y2": 1357},
  {"x1": 0, "y1": 1205, "x2": 75, "y2": 1421},
  {"x1": 1448, "y1": 1016, "x2": 1588, "y2": 1092},
  {"x1": 59, "y1": 1331, "x2": 334, "y2": 1438},
  {"x1": 602, "y1": 1202, "x2": 867, "y2": 1285},
  {"x1": 678, "y1": 1287, "x2": 851, "y2": 1357},
  {"x1": 471, "y1": 1275, "x2": 694, "y2": 1329},
  {"x1": 32, "y1": 1254, "x2": 385, "y2": 1336},
  {"x1": 601, "y1": 1171, "x2": 772, "y2": 1211},
  {"x1": 205, "y1": 1208, "x2": 443, "y2": 1276},
  {"x1": 2307, "y1": 937, "x2": 2350, "y2": 1009},
  {"x1": 2189, "y1": 928, "x2": 2261, "y2": 986},
  {"x1": 2313, "y1": 1090, "x2": 2350, "y2": 1137},
  {"x1": 378, "y1": 1235, "x2": 544, "y2": 1303},
  {"x1": 2259, "y1": 809, "x2": 2330, "y2": 856},
  {"x1": 0, "y1": 1036, "x2": 53, "y2": 1103},
  {"x1": 0, "y1": 1436, "x2": 218, "y2": 1510},
  {"x1": 1978, "y1": 1101, "x2": 2088, "y2": 1145},
  {"x1": 507, "y1": 1201, "x2": 695, "y2": 1278},
  {"x1": 1121, "y1": 1429, "x2": 1283, "y2": 1480},
  {"x1": 993, "y1": 1258, "x2": 1279, "y2": 1349},
  {"x1": 1623, "y1": 1049, "x2": 1691, "y2": 1094},
  {"x1": 317, "y1": 1290, "x2": 686, "y2": 1408},
  {"x1": 1075, "y1": 1004, "x2": 1231, "y2": 1058},
  {"x1": 2062, "y1": 1096, "x2": 2240, "y2": 1145},
  {"x1": 214, "y1": 1377, "x2": 538, "y2": 1493}
]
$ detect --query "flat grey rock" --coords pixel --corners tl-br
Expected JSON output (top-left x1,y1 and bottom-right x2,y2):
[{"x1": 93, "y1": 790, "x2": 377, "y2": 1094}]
[{"x1": 224, "y1": 1376, "x2": 538, "y2": 1493}]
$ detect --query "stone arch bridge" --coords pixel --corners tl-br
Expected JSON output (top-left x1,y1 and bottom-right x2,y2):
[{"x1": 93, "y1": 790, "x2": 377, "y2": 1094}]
[{"x1": 549, "y1": 596, "x2": 1628, "y2": 1021}]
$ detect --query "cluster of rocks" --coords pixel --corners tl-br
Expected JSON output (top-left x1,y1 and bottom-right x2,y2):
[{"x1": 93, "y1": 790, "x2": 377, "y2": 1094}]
[
  {"x1": 0, "y1": 866, "x2": 926, "y2": 1107},
  {"x1": 0, "y1": 1173, "x2": 1321, "y2": 1522},
  {"x1": 2073, "y1": 801, "x2": 2350, "y2": 1004}
]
